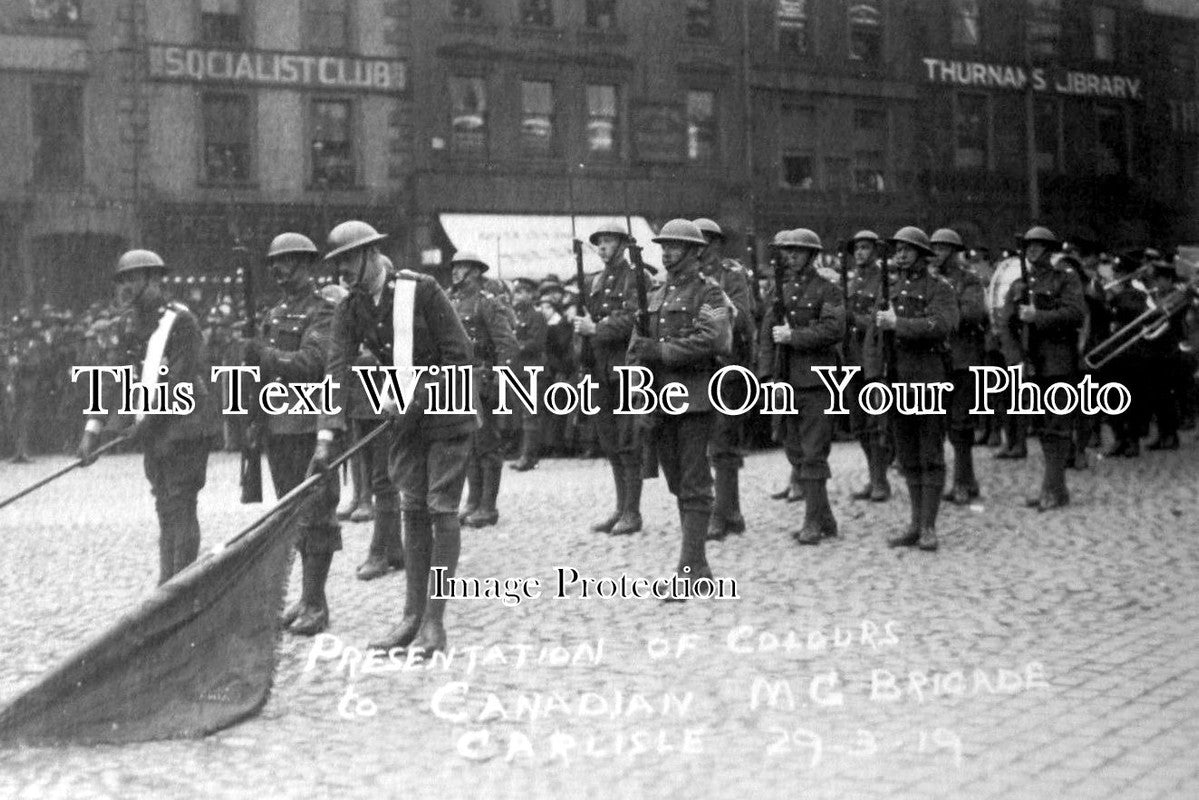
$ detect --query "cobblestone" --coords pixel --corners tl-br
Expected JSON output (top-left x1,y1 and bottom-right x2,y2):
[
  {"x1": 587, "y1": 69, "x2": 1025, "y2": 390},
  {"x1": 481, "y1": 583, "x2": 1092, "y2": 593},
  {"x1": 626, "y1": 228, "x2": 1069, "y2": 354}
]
[{"x1": 0, "y1": 437, "x2": 1197, "y2": 799}]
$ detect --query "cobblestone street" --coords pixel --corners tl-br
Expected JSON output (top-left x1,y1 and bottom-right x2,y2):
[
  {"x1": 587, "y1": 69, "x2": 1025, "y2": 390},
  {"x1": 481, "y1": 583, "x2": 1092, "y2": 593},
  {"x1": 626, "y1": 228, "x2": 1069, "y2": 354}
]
[{"x1": 1, "y1": 440, "x2": 1197, "y2": 800}]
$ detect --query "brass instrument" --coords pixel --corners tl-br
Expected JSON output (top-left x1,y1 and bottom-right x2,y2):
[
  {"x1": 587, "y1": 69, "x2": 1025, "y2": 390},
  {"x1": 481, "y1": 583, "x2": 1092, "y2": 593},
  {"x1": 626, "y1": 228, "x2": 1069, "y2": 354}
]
[{"x1": 1084, "y1": 285, "x2": 1196, "y2": 370}]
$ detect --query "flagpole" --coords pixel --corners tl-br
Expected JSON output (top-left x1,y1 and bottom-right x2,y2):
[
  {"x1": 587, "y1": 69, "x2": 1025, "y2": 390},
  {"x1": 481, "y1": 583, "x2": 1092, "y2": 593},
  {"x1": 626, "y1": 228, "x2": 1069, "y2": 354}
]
[{"x1": 0, "y1": 436, "x2": 129, "y2": 511}]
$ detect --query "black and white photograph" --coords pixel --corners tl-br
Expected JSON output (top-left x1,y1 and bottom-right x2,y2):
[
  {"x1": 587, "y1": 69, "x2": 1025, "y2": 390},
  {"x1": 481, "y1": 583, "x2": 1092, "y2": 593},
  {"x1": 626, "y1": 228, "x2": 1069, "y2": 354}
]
[{"x1": 1, "y1": 1, "x2": 1198, "y2": 798}]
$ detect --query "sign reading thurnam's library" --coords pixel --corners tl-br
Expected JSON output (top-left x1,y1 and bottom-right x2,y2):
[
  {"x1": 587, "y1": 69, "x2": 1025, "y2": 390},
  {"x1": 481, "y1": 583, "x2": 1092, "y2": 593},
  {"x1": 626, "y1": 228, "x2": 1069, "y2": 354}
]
[
  {"x1": 922, "y1": 58, "x2": 1142, "y2": 100},
  {"x1": 146, "y1": 45, "x2": 407, "y2": 94}
]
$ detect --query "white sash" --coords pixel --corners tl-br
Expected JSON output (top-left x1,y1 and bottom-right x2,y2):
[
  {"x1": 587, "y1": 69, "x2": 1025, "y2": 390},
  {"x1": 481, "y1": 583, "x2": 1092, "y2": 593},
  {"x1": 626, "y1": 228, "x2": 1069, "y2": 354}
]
[
  {"x1": 137, "y1": 307, "x2": 178, "y2": 423},
  {"x1": 390, "y1": 279, "x2": 418, "y2": 408}
]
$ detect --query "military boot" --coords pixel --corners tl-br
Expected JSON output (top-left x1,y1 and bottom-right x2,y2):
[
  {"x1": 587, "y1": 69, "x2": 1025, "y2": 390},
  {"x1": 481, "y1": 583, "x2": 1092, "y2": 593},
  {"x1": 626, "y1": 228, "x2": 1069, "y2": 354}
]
[
  {"x1": 795, "y1": 480, "x2": 836, "y2": 544},
  {"x1": 918, "y1": 478, "x2": 942, "y2": 551},
  {"x1": 1029, "y1": 439, "x2": 1071, "y2": 512},
  {"x1": 511, "y1": 428, "x2": 539, "y2": 471},
  {"x1": 869, "y1": 442, "x2": 892, "y2": 501},
  {"x1": 367, "y1": 511, "x2": 431, "y2": 652},
  {"x1": 707, "y1": 466, "x2": 734, "y2": 540},
  {"x1": 665, "y1": 509, "x2": 714, "y2": 603},
  {"x1": 610, "y1": 467, "x2": 643, "y2": 535},
  {"x1": 724, "y1": 469, "x2": 746, "y2": 535},
  {"x1": 945, "y1": 441, "x2": 980, "y2": 504},
  {"x1": 458, "y1": 460, "x2": 482, "y2": 523},
  {"x1": 591, "y1": 461, "x2": 626, "y2": 532},
  {"x1": 995, "y1": 418, "x2": 1028, "y2": 458},
  {"x1": 404, "y1": 513, "x2": 460, "y2": 659},
  {"x1": 289, "y1": 551, "x2": 331, "y2": 636},
  {"x1": 850, "y1": 438, "x2": 876, "y2": 501},
  {"x1": 357, "y1": 505, "x2": 403, "y2": 581},
  {"x1": 888, "y1": 480, "x2": 922, "y2": 547},
  {"x1": 464, "y1": 461, "x2": 501, "y2": 527},
  {"x1": 1147, "y1": 432, "x2": 1180, "y2": 451}
]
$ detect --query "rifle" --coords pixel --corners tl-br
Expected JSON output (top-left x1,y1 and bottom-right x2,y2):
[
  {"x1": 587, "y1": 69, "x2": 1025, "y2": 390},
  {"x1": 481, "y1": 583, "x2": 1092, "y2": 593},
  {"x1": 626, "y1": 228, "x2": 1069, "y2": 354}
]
[
  {"x1": 237, "y1": 241, "x2": 263, "y2": 504},
  {"x1": 745, "y1": 232, "x2": 762, "y2": 306},
  {"x1": 625, "y1": 220, "x2": 658, "y2": 479},
  {"x1": 771, "y1": 246, "x2": 789, "y2": 382},
  {"x1": 879, "y1": 242, "x2": 896, "y2": 382},
  {"x1": 840, "y1": 239, "x2": 852, "y2": 354},
  {"x1": 1018, "y1": 242, "x2": 1036, "y2": 378}
]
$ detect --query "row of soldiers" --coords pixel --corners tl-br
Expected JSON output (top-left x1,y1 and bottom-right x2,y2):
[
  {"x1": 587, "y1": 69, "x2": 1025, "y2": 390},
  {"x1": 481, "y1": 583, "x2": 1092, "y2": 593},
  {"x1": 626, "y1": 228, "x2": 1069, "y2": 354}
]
[{"x1": 53, "y1": 213, "x2": 1198, "y2": 661}]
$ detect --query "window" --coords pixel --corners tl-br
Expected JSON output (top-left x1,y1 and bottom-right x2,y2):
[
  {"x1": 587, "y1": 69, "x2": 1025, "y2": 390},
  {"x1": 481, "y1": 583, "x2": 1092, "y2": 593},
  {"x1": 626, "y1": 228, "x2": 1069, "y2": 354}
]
[
  {"x1": 1034, "y1": 97, "x2": 1060, "y2": 172},
  {"x1": 520, "y1": 81, "x2": 555, "y2": 155},
  {"x1": 520, "y1": 0, "x2": 553, "y2": 26},
  {"x1": 1095, "y1": 104, "x2": 1127, "y2": 176},
  {"x1": 203, "y1": 93, "x2": 251, "y2": 183},
  {"x1": 853, "y1": 108, "x2": 886, "y2": 131},
  {"x1": 1170, "y1": 39, "x2": 1196, "y2": 87},
  {"x1": 686, "y1": 90, "x2": 717, "y2": 164},
  {"x1": 450, "y1": 76, "x2": 487, "y2": 155},
  {"x1": 777, "y1": 0, "x2": 808, "y2": 56},
  {"x1": 953, "y1": 92, "x2": 989, "y2": 169},
  {"x1": 200, "y1": 0, "x2": 242, "y2": 44},
  {"x1": 306, "y1": 0, "x2": 349, "y2": 51},
  {"x1": 686, "y1": 0, "x2": 713, "y2": 39},
  {"x1": 311, "y1": 99, "x2": 354, "y2": 187},
  {"x1": 781, "y1": 153, "x2": 814, "y2": 189},
  {"x1": 586, "y1": 84, "x2": 619, "y2": 157},
  {"x1": 29, "y1": 1, "x2": 81, "y2": 24},
  {"x1": 450, "y1": 0, "x2": 482, "y2": 20},
  {"x1": 1092, "y1": 5, "x2": 1116, "y2": 61},
  {"x1": 585, "y1": 0, "x2": 616, "y2": 29},
  {"x1": 32, "y1": 83, "x2": 84, "y2": 184},
  {"x1": 853, "y1": 151, "x2": 885, "y2": 192},
  {"x1": 951, "y1": 0, "x2": 980, "y2": 48},
  {"x1": 848, "y1": 3, "x2": 882, "y2": 65},
  {"x1": 824, "y1": 157, "x2": 851, "y2": 192},
  {"x1": 1026, "y1": 0, "x2": 1060, "y2": 59}
]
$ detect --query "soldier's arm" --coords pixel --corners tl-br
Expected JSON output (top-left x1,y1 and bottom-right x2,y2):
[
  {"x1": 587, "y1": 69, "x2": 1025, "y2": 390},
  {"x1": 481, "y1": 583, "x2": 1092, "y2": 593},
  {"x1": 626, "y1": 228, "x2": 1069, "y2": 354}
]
[
  {"x1": 894, "y1": 281, "x2": 959, "y2": 342},
  {"x1": 428, "y1": 279, "x2": 473, "y2": 367},
  {"x1": 318, "y1": 296, "x2": 359, "y2": 433},
  {"x1": 659, "y1": 283, "x2": 731, "y2": 367},
  {"x1": 959, "y1": 274, "x2": 989, "y2": 328},
  {"x1": 518, "y1": 312, "x2": 548, "y2": 359},
  {"x1": 1031, "y1": 271, "x2": 1085, "y2": 333},
  {"x1": 756, "y1": 303, "x2": 778, "y2": 380},
  {"x1": 259, "y1": 297, "x2": 335, "y2": 383},
  {"x1": 594, "y1": 272, "x2": 638, "y2": 346},
  {"x1": 790, "y1": 284, "x2": 846, "y2": 351},
  {"x1": 997, "y1": 283, "x2": 1024, "y2": 366},
  {"x1": 484, "y1": 296, "x2": 518, "y2": 368}
]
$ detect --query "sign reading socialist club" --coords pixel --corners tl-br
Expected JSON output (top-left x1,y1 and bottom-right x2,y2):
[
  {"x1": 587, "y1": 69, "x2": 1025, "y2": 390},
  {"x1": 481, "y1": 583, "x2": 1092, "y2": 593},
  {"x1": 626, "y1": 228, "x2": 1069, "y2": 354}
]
[{"x1": 147, "y1": 44, "x2": 407, "y2": 94}]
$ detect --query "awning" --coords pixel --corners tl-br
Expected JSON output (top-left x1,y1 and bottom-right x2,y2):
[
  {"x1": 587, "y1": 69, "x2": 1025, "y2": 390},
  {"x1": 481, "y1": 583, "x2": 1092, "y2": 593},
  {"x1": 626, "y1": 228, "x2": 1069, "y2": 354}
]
[{"x1": 439, "y1": 213, "x2": 665, "y2": 281}]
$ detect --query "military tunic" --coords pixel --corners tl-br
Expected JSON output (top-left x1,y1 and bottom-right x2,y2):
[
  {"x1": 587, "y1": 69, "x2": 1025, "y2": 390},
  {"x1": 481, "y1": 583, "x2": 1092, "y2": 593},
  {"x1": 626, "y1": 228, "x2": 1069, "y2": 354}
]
[
  {"x1": 873, "y1": 270, "x2": 959, "y2": 486},
  {"x1": 322, "y1": 273, "x2": 476, "y2": 514},
  {"x1": 512, "y1": 299, "x2": 548, "y2": 436},
  {"x1": 634, "y1": 255, "x2": 731, "y2": 513},
  {"x1": 757, "y1": 268, "x2": 845, "y2": 480},
  {"x1": 257, "y1": 285, "x2": 341, "y2": 555},
  {"x1": 701, "y1": 253, "x2": 756, "y2": 470},
  {"x1": 941, "y1": 263, "x2": 988, "y2": 445},
  {"x1": 585, "y1": 257, "x2": 643, "y2": 469},
  {"x1": 451, "y1": 282, "x2": 517, "y2": 473}
]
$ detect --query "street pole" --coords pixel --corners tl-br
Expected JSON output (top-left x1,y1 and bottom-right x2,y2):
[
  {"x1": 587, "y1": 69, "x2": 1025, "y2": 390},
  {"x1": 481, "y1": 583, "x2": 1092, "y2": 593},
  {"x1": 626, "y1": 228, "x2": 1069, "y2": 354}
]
[
  {"x1": 740, "y1": 0, "x2": 756, "y2": 264},
  {"x1": 1024, "y1": 38, "x2": 1041, "y2": 222}
]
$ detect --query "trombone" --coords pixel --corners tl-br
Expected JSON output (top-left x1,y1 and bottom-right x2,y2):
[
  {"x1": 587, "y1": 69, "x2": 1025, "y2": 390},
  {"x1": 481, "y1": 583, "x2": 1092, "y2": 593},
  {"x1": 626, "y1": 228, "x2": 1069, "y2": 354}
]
[{"x1": 1083, "y1": 285, "x2": 1196, "y2": 370}]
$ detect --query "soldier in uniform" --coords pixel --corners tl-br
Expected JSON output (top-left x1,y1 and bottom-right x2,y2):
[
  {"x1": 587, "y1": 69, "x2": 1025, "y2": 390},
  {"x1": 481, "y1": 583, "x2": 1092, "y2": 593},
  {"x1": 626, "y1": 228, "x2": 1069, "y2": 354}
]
[
  {"x1": 574, "y1": 222, "x2": 645, "y2": 535},
  {"x1": 873, "y1": 228, "x2": 959, "y2": 551},
  {"x1": 999, "y1": 227, "x2": 1085, "y2": 511},
  {"x1": 449, "y1": 251, "x2": 517, "y2": 527},
  {"x1": 1144, "y1": 261, "x2": 1188, "y2": 451},
  {"x1": 510, "y1": 277, "x2": 548, "y2": 471},
  {"x1": 693, "y1": 218, "x2": 757, "y2": 540},
  {"x1": 243, "y1": 233, "x2": 344, "y2": 635},
  {"x1": 628, "y1": 219, "x2": 731, "y2": 594},
  {"x1": 929, "y1": 228, "x2": 987, "y2": 504},
  {"x1": 1064, "y1": 234, "x2": 1108, "y2": 469},
  {"x1": 845, "y1": 230, "x2": 894, "y2": 502},
  {"x1": 314, "y1": 221, "x2": 475, "y2": 659},
  {"x1": 758, "y1": 228, "x2": 845, "y2": 544},
  {"x1": 538, "y1": 284, "x2": 574, "y2": 457},
  {"x1": 76, "y1": 250, "x2": 219, "y2": 583}
]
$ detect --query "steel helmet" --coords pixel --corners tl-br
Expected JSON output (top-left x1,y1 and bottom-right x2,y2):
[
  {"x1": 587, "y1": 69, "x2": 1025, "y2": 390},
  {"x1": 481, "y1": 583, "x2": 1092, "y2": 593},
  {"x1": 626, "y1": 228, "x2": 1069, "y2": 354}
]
[
  {"x1": 693, "y1": 218, "x2": 724, "y2": 240},
  {"x1": 770, "y1": 230, "x2": 790, "y2": 247},
  {"x1": 450, "y1": 250, "x2": 490, "y2": 272},
  {"x1": 851, "y1": 229, "x2": 882, "y2": 245},
  {"x1": 267, "y1": 232, "x2": 320, "y2": 260},
  {"x1": 114, "y1": 249, "x2": 167, "y2": 278},
  {"x1": 780, "y1": 228, "x2": 823, "y2": 251},
  {"x1": 652, "y1": 219, "x2": 707, "y2": 246},
  {"x1": 324, "y1": 220, "x2": 387, "y2": 261},
  {"x1": 588, "y1": 222, "x2": 629, "y2": 246},
  {"x1": 889, "y1": 226, "x2": 934, "y2": 255},
  {"x1": 930, "y1": 228, "x2": 965, "y2": 251},
  {"x1": 1021, "y1": 226, "x2": 1060, "y2": 247}
]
